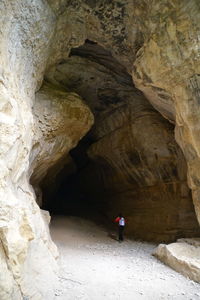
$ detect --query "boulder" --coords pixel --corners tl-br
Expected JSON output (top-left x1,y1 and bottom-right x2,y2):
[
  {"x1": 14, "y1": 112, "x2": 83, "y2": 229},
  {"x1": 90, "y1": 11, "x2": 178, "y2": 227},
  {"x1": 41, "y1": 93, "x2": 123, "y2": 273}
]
[{"x1": 154, "y1": 238, "x2": 200, "y2": 283}]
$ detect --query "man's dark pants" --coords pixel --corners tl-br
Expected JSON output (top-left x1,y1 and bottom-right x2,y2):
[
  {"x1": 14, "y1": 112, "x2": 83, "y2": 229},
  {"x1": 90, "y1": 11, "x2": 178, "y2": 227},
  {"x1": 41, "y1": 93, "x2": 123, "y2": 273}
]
[{"x1": 118, "y1": 225, "x2": 124, "y2": 241}]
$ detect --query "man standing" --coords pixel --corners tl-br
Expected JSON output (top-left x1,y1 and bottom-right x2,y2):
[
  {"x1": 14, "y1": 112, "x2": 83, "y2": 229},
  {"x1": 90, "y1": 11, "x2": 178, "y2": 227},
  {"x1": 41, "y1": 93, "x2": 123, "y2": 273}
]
[{"x1": 115, "y1": 213, "x2": 125, "y2": 242}]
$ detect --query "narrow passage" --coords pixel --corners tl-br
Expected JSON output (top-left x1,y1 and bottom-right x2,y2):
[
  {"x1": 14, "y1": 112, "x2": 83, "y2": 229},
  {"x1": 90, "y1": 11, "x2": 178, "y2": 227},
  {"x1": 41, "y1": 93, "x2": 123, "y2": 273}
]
[{"x1": 51, "y1": 216, "x2": 200, "y2": 300}]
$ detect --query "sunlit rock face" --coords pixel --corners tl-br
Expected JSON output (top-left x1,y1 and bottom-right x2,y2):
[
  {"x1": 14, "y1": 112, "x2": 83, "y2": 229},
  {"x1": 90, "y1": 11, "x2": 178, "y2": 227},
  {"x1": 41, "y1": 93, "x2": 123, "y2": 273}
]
[
  {"x1": 45, "y1": 42, "x2": 199, "y2": 242},
  {"x1": 0, "y1": 1, "x2": 94, "y2": 299},
  {"x1": 0, "y1": 1, "x2": 59, "y2": 299}
]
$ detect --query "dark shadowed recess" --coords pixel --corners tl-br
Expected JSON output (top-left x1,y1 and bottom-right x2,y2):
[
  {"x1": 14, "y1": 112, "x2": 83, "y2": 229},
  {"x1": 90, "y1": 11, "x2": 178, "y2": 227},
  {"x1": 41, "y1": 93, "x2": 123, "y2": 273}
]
[{"x1": 41, "y1": 40, "x2": 200, "y2": 243}]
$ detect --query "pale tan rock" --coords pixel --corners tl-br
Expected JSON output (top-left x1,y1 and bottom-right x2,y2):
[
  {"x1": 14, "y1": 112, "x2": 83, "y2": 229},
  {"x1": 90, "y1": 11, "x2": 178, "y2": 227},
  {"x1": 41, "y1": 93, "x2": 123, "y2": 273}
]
[
  {"x1": 0, "y1": 1, "x2": 59, "y2": 299},
  {"x1": 30, "y1": 82, "x2": 94, "y2": 188},
  {"x1": 131, "y1": 0, "x2": 200, "y2": 279},
  {"x1": 0, "y1": 1, "x2": 95, "y2": 297},
  {"x1": 0, "y1": 242, "x2": 21, "y2": 300},
  {"x1": 154, "y1": 239, "x2": 200, "y2": 283},
  {"x1": 46, "y1": 0, "x2": 137, "y2": 73},
  {"x1": 132, "y1": 0, "x2": 200, "y2": 224}
]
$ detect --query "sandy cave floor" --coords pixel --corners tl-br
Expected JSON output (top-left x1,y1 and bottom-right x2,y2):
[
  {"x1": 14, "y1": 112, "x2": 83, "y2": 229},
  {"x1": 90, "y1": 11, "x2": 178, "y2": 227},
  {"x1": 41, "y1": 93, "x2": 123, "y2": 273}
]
[{"x1": 50, "y1": 216, "x2": 200, "y2": 300}]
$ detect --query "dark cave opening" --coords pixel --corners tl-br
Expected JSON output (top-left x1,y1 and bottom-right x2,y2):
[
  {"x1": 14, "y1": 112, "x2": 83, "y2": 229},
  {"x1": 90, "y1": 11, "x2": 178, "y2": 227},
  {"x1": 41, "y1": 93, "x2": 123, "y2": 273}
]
[
  {"x1": 41, "y1": 135, "x2": 112, "y2": 230},
  {"x1": 39, "y1": 40, "x2": 200, "y2": 243}
]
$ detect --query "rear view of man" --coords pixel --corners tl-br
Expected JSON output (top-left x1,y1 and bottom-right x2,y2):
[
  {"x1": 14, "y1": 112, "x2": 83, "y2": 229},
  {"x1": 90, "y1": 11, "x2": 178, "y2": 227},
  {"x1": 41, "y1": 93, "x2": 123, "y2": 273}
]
[{"x1": 115, "y1": 213, "x2": 125, "y2": 242}]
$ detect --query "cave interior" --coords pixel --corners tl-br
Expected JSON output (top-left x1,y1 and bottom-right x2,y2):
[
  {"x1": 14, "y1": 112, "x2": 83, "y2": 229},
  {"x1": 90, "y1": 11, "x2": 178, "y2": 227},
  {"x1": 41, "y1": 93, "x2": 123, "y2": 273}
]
[{"x1": 35, "y1": 40, "x2": 200, "y2": 243}]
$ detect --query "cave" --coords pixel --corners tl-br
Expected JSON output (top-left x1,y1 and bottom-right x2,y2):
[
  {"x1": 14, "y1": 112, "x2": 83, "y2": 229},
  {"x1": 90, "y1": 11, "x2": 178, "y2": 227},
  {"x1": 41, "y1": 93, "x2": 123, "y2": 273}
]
[
  {"x1": 32, "y1": 40, "x2": 200, "y2": 243},
  {"x1": 1, "y1": 1, "x2": 200, "y2": 298}
]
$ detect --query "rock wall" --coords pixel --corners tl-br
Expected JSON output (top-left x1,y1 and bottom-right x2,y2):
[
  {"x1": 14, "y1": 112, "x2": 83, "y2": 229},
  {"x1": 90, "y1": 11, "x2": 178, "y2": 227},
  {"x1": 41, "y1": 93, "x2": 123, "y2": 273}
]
[
  {"x1": 44, "y1": 0, "x2": 200, "y2": 229},
  {"x1": 30, "y1": 82, "x2": 93, "y2": 204},
  {"x1": 131, "y1": 0, "x2": 200, "y2": 278},
  {"x1": 132, "y1": 0, "x2": 200, "y2": 223},
  {"x1": 46, "y1": 46, "x2": 199, "y2": 242},
  {"x1": 0, "y1": 0, "x2": 199, "y2": 297},
  {"x1": 0, "y1": 1, "x2": 94, "y2": 299},
  {"x1": 0, "y1": 1, "x2": 58, "y2": 299}
]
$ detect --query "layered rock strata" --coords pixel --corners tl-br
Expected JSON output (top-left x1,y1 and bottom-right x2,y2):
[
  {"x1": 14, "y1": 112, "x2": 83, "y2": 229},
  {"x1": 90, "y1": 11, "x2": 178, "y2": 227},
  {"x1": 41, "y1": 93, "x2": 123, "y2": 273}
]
[
  {"x1": 131, "y1": 0, "x2": 200, "y2": 275},
  {"x1": 44, "y1": 0, "x2": 200, "y2": 231},
  {"x1": 44, "y1": 45, "x2": 200, "y2": 242},
  {"x1": 132, "y1": 0, "x2": 200, "y2": 224}
]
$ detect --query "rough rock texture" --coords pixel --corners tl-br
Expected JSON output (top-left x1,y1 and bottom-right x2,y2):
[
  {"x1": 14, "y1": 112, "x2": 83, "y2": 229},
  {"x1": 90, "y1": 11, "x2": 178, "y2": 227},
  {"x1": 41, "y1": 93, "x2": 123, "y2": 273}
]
[
  {"x1": 154, "y1": 238, "x2": 200, "y2": 283},
  {"x1": 44, "y1": 0, "x2": 200, "y2": 230},
  {"x1": 130, "y1": 0, "x2": 200, "y2": 276},
  {"x1": 0, "y1": 1, "x2": 93, "y2": 299},
  {"x1": 0, "y1": 0, "x2": 200, "y2": 297},
  {"x1": 132, "y1": 0, "x2": 200, "y2": 224},
  {"x1": 30, "y1": 82, "x2": 93, "y2": 204},
  {"x1": 46, "y1": 0, "x2": 138, "y2": 74},
  {"x1": 0, "y1": 1, "x2": 59, "y2": 299},
  {"x1": 44, "y1": 44, "x2": 200, "y2": 242}
]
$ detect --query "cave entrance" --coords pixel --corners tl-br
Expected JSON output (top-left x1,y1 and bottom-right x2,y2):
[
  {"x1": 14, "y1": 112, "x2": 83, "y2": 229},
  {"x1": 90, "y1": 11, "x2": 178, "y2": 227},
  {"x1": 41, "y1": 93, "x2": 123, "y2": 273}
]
[
  {"x1": 38, "y1": 40, "x2": 200, "y2": 243},
  {"x1": 41, "y1": 135, "x2": 112, "y2": 231}
]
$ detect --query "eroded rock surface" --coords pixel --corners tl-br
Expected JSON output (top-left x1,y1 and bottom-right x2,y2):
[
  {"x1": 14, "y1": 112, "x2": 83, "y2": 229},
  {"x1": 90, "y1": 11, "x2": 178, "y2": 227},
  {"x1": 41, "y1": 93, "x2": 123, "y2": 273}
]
[
  {"x1": 30, "y1": 82, "x2": 93, "y2": 204},
  {"x1": 44, "y1": 45, "x2": 200, "y2": 242},
  {"x1": 43, "y1": 0, "x2": 200, "y2": 234},
  {"x1": 154, "y1": 238, "x2": 200, "y2": 283},
  {"x1": 0, "y1": 0, "x2": 199, "y2": 298},
  {"x1": 132, "y1": 0, "x2": 200, "y2": 224},
  {"x1": 0, "y1": 1, "x2": 58, "y2": 299}
]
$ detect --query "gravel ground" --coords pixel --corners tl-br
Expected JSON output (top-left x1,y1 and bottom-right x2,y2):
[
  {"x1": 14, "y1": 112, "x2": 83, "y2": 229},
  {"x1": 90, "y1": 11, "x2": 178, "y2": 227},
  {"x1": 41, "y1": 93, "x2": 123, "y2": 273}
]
[{"x1": 50, "y1": 216, "x2": 200, "y2": 300}]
